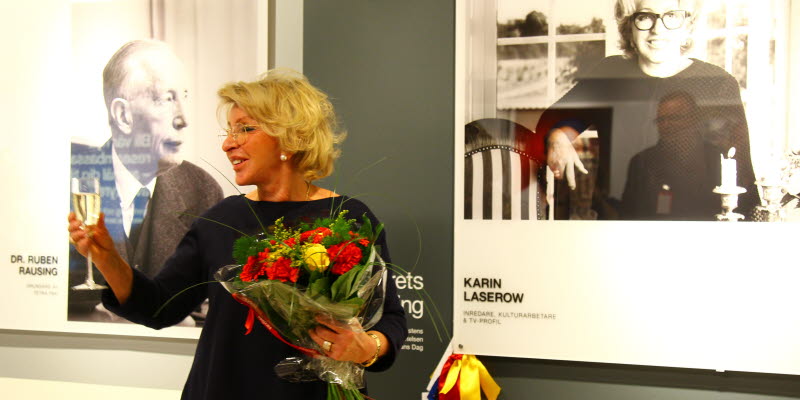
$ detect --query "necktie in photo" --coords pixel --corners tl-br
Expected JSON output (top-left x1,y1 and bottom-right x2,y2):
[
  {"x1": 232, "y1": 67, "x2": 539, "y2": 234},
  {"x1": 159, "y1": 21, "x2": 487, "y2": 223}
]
[{"x1": 129, "y1": 187, "x2": 151, "y2": 243}]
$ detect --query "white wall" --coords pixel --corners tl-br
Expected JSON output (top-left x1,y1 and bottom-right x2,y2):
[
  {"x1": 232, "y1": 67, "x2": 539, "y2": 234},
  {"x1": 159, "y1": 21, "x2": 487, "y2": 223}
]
[
  {"x1": 0, "y1": 330, "x2": 194, "y2": 391},
  {"x1": 272, "y1": 0, "x2": 304, "y2": 71}
]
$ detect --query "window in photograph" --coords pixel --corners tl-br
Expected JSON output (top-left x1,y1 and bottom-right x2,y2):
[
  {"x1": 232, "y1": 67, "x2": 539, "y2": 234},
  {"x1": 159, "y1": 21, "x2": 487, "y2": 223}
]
[
  {"x1": 694, "y1": 0, "x2": 790, "y2": 169},
  {"x1": 496, "y1": 0, "x2": 609, "y2": 110}
]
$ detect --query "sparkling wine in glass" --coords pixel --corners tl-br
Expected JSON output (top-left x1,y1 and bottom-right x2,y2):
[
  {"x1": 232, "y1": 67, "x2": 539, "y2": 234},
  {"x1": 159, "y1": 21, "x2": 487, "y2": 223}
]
[{"x1": 71, "y1": 177, "x2": 107, "y2": 290}]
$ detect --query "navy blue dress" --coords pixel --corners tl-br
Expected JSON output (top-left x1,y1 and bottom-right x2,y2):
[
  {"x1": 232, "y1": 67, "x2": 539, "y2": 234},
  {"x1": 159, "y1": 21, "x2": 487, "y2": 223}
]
[{"x1": 103, "y1": 195, "x2": 408, "y2": 399}]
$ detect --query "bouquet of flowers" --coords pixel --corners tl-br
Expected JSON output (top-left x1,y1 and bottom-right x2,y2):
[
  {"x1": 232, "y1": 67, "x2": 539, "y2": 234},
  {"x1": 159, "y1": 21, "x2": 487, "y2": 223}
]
[{"x1": 214, "y1": 210, "x2": 387, "y2": 399}]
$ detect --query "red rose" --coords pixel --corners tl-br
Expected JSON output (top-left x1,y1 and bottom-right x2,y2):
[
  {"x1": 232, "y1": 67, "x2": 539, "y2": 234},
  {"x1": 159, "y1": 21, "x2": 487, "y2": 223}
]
[
  {"x1": 265, "y1": 257, "x2": 300, "y2": 283},
  {"x1": 327, "y1": 242, "x2": 363, "y2": 275},
  {"x1": 283, "y1": 237, "x2": 297, "y2": 247},
  {"x1": 241, "y1": 256, "x2": 266, "y2": 282}
]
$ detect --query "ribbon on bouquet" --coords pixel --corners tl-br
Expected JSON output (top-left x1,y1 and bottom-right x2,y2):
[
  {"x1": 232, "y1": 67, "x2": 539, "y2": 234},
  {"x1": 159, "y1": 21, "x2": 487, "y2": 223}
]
[
  {"x1": 431, "y1": 354, "x2": 500, "y2": 400},
  {"x1": 232, "y1": 292, "x2": 319, "y2": 358}
]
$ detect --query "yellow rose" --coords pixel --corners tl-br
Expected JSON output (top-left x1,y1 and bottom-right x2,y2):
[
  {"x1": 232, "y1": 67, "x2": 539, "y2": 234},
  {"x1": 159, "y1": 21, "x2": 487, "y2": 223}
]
[{"x1": 303, "y1": 244, "x2": 330, "y2": 272}]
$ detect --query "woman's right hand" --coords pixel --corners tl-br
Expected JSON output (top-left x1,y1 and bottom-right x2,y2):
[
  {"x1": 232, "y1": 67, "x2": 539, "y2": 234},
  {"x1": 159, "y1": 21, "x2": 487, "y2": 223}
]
[
  {"x1": 547, "y1": 127, "x2": 588, "y2": 190},
  {"x1": 68, "y1": 212, "x2": 117, "y2": 268},
  {"x1": 68, "y1": 212, "x2": 133, "y2": 303}
]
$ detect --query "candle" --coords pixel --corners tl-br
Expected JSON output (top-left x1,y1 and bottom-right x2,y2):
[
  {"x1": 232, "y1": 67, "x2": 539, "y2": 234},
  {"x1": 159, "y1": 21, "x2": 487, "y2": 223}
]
[{"x1": 721, "y1": 147, "x2": 737, "y2": 188}]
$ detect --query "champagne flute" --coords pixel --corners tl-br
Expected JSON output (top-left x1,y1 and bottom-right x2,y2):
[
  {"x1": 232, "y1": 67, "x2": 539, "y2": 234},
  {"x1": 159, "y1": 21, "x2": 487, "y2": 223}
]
[{"x1": 71, "y1": 177, "x2": 107, "y2": 290}]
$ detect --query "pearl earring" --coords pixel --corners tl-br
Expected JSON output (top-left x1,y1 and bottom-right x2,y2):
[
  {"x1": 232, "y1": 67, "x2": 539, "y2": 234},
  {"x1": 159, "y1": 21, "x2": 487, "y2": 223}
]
[{"x1": 280, "y1": 154, "x2": 288, "y2": 161}]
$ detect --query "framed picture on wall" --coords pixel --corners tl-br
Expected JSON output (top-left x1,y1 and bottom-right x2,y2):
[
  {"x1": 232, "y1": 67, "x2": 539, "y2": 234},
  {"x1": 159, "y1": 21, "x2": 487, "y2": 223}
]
[
  {"x1": 0, "y1": 0, "x2": 266, "y2": 339},
  {"x1": 67, "y1": 0, "x2": 266, "y2": 337},
  {"x1": 454, "y1": 0, "x2": 800, "y2": 375}
]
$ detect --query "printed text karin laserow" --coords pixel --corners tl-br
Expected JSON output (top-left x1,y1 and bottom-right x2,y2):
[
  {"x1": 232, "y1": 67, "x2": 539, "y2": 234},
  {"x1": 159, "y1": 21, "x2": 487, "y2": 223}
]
[
  {"x1": 462, "y1": 278, "x2": 555, "y2": 325},
  {"x1": 462, "y1": 278, "x2": 523, "y2": 302}
]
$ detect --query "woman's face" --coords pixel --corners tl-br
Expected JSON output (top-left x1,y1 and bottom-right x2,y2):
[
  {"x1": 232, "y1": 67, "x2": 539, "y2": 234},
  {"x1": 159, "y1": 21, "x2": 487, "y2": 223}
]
[
  {"x1": 222, "y1": 105, "x2": 283, "y2": 187},
  {"x1": 631, "y1": 0, "x2": 692, "y2": 66}
]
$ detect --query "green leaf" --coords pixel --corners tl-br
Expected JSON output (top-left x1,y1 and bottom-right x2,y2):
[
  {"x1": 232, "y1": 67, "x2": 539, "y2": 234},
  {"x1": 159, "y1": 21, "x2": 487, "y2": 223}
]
[
  {"x1": 338, "y1": 297, "x2": 364, "y2": 307},
  {"x1": 347, "y1": 263, "x2": 368, "y2": 298},
  {"x1": 255, "y1": 294, "x2": 302, "y2": 343},
  {"x1": 358, "y1": 214, "x2": 373, "y2": 238},
  {"x1": 232, "y1": 235, "x2": 261, "y2": 264},
  {"x1": 321, "y1": 235, "x2": 339, "y2": 247},
  {"x1": 329, "y1": 210, "x2": 355, "y2": 238},
  {"x1": 330, "y1": 276, "x2": 344, "y2": 303},
  {"x1": 314, "y1": 216, "x2": 333, "y2": 228},
  {"x1": 374, "y1": 223, "x2": 383, "y2": 240},
  {"x1": 308, "y1": 276, "x2": 330, "y2": 298},
  {"x1": 308, "y1": 269, "x2": 323, "y2": 281},
  {"x1": 330, "y1": 264, "x2": 364, "y2": 302}
]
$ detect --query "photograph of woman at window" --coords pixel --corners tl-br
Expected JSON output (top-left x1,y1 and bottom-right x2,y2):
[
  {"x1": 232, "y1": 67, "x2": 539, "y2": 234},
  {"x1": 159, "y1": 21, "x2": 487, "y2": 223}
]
[{"x1": 533, "y1": 0, "x2": 758, "y2": 220}]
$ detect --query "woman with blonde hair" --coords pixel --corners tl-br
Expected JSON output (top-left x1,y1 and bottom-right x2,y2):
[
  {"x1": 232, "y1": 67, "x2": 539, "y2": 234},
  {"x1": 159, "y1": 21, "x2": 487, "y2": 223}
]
[
  {"x1": 68, "y1": 69, "x2": 408, "y2": 398},
  {"x1": 534, "y1": 0, "x2": 757, "y2": 220}
]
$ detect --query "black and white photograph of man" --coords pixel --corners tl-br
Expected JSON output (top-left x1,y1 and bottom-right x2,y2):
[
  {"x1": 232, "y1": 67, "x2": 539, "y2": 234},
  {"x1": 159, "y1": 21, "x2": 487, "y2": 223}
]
[{"x1": 69, "y1": 40, "x2": 223, "y2": 324}]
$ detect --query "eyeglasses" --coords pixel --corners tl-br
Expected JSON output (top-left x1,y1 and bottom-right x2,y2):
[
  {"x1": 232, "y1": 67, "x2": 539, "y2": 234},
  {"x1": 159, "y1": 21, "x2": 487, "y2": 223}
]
[
  {"x1": 632, "y1": 10, "x2": 690, "y2": 31},
  {"x1": 219, "y1": 123, "x2": 261, "y2": 145}
]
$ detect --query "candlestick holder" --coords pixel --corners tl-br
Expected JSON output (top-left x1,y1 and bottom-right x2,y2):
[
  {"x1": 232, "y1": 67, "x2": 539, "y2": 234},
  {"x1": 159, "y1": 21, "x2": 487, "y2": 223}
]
[
  {"x1": 713, "y1": 185, "x2": 746, "y2": 221},
  {"x1": 754, "y1": 177, "x2": 786, "y2": 222}
]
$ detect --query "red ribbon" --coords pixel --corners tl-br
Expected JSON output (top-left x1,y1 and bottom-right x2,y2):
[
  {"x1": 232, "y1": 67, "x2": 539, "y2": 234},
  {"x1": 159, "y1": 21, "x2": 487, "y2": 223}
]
[
  {"x1": 435, "y1": 354, "x2": 501, "y2": 400},
  {"x1": 231, "y1": 293, "x2": 319, "y2": 358},
  {"x1": 437, "y1": 354, "x2": 462, "y2": 400},
  {"x1": 244, "y1": 308, "x2": 255, "y2": 335}
]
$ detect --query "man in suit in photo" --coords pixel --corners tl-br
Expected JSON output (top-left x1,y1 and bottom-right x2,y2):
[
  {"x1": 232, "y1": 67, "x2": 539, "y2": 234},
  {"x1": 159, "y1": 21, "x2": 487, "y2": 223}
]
[{"x1": 69, "y1": 40, "x2": 223, "y2": 324}]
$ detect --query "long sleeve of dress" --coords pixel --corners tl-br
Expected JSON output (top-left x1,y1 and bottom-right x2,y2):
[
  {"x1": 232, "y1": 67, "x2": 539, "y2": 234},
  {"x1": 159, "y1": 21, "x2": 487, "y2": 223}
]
[
  {"x1": 101, "y1": 225, "x2": 209, "y2": 329},
  {"x1": 362, "y1": 226, "x2": 407, "y2": 372}
]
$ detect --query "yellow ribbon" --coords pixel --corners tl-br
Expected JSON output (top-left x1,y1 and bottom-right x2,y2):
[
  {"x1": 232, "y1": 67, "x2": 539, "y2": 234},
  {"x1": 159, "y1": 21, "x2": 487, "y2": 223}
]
[
  {"x1": 439, "y1": 354, "x2": 501, "y2": 400},
  {"x1": 439, "y1": 356, "x2": 461, "y2": 395}
]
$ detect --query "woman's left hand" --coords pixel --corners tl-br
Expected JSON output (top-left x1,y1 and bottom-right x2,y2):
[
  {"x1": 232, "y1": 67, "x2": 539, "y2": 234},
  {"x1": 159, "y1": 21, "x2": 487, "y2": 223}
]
[{"x1": 308, "y1": 315, "x2": 379, "y2": 364}]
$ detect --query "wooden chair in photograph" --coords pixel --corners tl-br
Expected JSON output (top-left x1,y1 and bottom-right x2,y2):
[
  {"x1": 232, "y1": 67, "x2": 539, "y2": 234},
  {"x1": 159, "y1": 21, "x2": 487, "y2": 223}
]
[{"x1": 464, "y1": 118, "x2": 547, "y2": 220}]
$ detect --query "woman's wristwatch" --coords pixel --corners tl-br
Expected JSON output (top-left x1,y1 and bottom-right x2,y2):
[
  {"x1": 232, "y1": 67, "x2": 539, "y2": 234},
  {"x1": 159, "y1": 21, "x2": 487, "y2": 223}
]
[{"x1": 360, "y1": 332, "x2": 381, "y2": 367}]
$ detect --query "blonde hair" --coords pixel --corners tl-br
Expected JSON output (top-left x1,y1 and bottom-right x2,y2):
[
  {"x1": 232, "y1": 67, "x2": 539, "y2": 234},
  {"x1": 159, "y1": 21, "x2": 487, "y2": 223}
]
[
  {"x1": 615, "y1": 0, "x2": 702, "y2": 58},
  {"x1": 217, "y1": 69, "x2": 345, "y2": 181}
]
